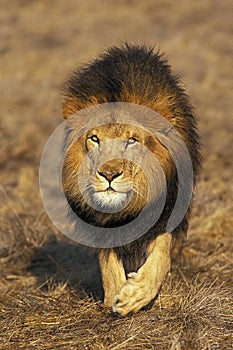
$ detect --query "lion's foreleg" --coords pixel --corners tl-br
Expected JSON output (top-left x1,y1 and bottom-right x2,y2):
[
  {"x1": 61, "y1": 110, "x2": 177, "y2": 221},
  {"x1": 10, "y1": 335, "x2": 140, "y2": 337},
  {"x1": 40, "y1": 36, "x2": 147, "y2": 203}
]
[
  {"x1": 112, "y1": 232, "x2": 172, "y2": 316},
  {"x1": 98, "y1": 249, "x2": 126, "y2": 307}
]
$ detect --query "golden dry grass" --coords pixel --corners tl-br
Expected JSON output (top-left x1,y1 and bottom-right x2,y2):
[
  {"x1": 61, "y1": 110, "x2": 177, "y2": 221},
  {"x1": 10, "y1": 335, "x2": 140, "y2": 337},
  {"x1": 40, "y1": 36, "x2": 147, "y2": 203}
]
[{"x1": 0, "y1": 1, "x2": 232, "y2": 349}]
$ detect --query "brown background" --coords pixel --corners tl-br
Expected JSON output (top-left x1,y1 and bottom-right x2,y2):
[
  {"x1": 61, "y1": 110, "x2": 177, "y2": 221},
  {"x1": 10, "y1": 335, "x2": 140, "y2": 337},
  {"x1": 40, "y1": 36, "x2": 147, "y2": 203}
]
[{"x1": 0, "y1": 1, "x2": 232, "y2": 349}]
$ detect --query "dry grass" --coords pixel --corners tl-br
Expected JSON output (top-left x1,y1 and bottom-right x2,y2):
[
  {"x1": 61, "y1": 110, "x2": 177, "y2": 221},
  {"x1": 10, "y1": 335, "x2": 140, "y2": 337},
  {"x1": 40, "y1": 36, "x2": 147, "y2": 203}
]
[{"x1": 0, "y1": 1, "x2": 232, "y2": 349}]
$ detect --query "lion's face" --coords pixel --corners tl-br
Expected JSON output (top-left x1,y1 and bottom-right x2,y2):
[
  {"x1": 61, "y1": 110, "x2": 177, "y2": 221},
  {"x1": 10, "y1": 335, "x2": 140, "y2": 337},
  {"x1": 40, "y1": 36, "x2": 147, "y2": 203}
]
[{"x1": 62, "y1": 123, "x2": 171, "y2": 226}]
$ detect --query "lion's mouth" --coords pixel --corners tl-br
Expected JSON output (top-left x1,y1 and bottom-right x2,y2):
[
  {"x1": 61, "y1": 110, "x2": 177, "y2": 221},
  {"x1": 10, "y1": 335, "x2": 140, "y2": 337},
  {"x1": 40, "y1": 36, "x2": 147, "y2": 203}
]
[
  {"x1": 98, "y1": 186, "x2": 124, "y2": 193},
  {"x1": 97, "y1": 186, "x2": 116, "y2": 193},
  {"x1": 91, "y1": 188, "x2": 132, "y2": 211}
]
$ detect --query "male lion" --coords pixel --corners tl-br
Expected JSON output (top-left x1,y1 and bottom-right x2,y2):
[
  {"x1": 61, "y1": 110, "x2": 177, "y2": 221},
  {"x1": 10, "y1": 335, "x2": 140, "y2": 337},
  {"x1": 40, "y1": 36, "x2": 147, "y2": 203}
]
[{"x1": 62, "y1": 44, "x2": 201, "y2": 316}]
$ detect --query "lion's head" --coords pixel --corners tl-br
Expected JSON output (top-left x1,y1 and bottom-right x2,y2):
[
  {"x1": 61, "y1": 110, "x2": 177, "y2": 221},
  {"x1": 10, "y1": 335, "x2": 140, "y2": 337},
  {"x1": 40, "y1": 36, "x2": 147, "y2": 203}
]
[{"x1": 62, "y1": 118, "x2": 172, "y2": 228}]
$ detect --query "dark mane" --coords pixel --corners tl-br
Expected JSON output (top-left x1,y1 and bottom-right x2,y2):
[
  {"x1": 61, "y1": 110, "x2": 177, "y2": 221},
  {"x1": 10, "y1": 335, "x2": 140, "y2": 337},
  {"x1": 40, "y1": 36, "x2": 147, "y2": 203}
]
[{"x1": 63, "y1": 43, "x2": 201, "y2": 175}]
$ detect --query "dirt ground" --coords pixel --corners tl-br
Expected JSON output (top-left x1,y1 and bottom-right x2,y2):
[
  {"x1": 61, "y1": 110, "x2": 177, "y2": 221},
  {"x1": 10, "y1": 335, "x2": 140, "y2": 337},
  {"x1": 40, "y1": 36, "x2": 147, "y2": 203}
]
[{"x1": 0, "y1": 1, "x2": 232, "y2": 349}]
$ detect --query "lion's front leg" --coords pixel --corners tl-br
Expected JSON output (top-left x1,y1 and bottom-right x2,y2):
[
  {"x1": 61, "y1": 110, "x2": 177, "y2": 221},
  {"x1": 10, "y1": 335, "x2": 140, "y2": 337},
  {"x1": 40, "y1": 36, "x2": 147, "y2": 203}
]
[
  {"x1": 98, "y1": 249, "x2": 126, "y2": 307},
  {"x1": 112, "y1": 232, "x2": 172, "y2": 316}
]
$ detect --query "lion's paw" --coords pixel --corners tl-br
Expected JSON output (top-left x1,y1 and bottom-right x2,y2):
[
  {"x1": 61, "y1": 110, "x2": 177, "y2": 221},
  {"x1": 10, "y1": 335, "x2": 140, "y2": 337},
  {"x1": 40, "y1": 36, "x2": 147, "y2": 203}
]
[{"x1": 112, "y1": 272, "x2": 154, "y2": 316}]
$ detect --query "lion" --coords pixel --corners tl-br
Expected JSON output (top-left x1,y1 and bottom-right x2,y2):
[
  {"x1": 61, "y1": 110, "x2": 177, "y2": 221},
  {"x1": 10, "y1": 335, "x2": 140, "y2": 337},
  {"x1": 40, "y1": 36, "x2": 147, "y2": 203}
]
[{"x1": 62, "y1": 44, "x2": 201, "y2": 316}]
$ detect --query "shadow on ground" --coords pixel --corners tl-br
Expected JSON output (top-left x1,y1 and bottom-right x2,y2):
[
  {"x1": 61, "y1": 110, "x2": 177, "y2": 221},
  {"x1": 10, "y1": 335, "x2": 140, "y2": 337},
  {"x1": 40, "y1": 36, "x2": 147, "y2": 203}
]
[{"x1": 28, "y1": 238, "x2": 103, "y2": 301}]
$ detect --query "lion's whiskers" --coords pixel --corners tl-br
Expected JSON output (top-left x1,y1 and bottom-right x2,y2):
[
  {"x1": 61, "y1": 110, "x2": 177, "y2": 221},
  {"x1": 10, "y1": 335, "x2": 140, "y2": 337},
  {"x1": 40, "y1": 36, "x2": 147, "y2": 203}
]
[{"x1": 132, "y1": 185, "x2": 147, "y2": 201}]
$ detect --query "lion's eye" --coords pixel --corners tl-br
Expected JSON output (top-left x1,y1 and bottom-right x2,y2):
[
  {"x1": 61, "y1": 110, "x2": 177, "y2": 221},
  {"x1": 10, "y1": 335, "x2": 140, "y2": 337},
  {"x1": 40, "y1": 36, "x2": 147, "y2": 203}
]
[
  {"x1": 126, "y1": 137, "x2": 138, "y2": 146},
  {"x1": 89, "y1": 135, "x2": 100, "y2": 144}
]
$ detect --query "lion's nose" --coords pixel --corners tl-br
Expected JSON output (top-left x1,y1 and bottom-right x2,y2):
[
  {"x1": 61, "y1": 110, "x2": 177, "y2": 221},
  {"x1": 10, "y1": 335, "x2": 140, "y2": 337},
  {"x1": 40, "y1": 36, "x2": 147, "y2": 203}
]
[{"x1": 98, "y1": 171, "x2": 122, "y2": 182}]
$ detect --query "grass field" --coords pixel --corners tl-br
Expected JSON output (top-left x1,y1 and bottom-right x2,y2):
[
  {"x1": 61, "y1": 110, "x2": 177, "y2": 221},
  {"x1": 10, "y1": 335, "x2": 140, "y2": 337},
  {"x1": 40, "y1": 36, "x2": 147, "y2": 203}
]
[{"x1": 0, "y1": 1, "x2": 232, "y2": 349}]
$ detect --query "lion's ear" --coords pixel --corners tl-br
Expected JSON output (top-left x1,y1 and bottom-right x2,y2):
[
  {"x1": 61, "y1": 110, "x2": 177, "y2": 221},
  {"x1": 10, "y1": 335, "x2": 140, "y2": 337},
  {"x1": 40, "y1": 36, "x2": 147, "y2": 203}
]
[
  {"x1": 62, "y1": 97, "x2": 81, "y2": 119},
  {"x1": 62, "y1": 95, "x2": 105, "y2": 119}
]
